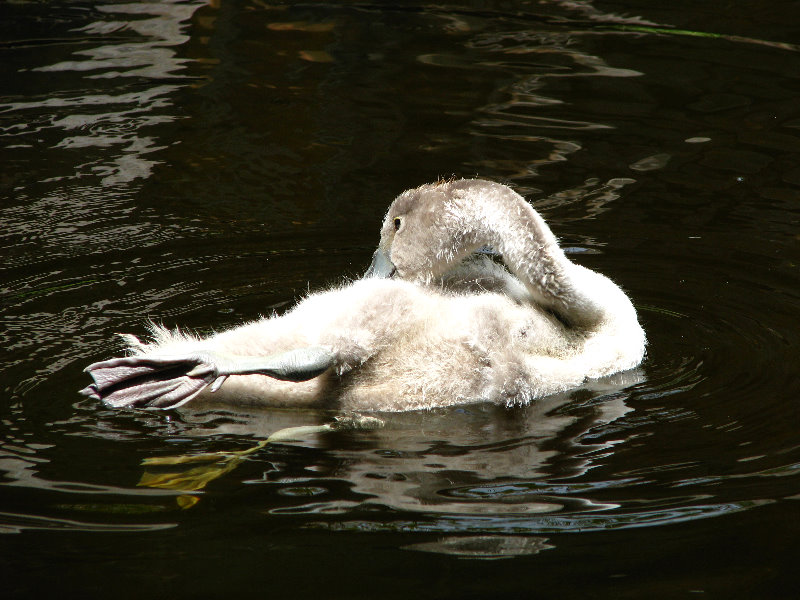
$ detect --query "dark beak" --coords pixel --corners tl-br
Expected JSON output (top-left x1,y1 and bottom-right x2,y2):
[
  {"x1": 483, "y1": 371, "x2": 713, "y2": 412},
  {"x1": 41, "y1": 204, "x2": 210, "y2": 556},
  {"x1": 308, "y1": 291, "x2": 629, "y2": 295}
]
[
  {"x1": 474, "y1": 245, "x2": 501, "y2": 258},
  {"x1": 365, "y1": 247, "x2": 396, "y2": 279}
]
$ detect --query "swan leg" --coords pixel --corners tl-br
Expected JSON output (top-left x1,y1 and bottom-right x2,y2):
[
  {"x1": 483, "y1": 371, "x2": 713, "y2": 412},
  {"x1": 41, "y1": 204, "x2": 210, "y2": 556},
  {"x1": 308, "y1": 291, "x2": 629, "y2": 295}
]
[
  {"x1": 211, "y1": 346, "x2": 335, "y2": 382},
  {"x1": 81, "y1": 347, "x2": 335, "y2": 410}
]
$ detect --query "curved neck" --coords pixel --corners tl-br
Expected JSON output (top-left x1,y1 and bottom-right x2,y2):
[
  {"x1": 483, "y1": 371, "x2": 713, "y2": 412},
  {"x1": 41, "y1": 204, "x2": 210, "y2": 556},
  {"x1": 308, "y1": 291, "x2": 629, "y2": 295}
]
[{"x1": 447, "y1": 183, "x2": 615, "y2": 327}]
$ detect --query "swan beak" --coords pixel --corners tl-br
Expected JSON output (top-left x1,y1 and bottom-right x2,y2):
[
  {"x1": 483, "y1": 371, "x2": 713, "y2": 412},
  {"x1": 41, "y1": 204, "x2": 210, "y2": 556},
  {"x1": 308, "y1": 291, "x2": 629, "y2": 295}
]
[
  {"x1": 365, "y1": 247, "x2": 396, "y2": 279},
  {"x1": 474, "y1": 245, "x2": 500, "y2": 258}
]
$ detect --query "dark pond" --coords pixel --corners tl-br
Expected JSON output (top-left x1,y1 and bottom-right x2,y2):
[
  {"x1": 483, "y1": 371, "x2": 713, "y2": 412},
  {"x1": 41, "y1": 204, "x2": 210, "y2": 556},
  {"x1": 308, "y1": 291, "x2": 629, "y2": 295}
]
[{"x1": 2, "y1": 0, "x2": 800, "y2": 597}]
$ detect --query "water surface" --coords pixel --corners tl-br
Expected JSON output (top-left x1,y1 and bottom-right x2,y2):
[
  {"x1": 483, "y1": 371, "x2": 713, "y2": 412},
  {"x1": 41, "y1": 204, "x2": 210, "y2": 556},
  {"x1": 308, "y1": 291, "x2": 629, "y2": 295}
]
[{"x1": 2, "y1": 1, "x2": 800, "y2": 597}]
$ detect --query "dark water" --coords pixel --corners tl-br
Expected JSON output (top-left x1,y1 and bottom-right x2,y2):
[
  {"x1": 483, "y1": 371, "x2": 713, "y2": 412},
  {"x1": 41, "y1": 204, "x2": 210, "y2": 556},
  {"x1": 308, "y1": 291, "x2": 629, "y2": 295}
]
[{"x1": 2, "y1": 0, "x2": 800, "y2": 597}]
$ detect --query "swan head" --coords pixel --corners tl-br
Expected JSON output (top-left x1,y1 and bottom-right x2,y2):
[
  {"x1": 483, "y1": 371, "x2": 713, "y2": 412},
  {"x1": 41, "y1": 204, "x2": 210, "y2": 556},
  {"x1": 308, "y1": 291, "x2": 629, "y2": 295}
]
[{"x1": 366, "y1": 179, "x2": 494, "y2": 283}]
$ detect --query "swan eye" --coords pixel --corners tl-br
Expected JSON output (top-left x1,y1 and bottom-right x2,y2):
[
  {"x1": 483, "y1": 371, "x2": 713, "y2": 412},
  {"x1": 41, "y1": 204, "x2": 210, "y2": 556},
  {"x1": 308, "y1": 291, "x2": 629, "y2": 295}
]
[{"x1": 393, "y1": 217, "x2": 402, "y2": 232}]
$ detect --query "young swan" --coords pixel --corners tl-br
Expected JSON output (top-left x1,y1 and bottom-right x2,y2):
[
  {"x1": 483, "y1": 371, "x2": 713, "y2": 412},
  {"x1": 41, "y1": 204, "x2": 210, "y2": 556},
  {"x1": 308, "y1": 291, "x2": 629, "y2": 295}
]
[{"x1": 82, "y1": 179, "x2": 645, "y2": 412}]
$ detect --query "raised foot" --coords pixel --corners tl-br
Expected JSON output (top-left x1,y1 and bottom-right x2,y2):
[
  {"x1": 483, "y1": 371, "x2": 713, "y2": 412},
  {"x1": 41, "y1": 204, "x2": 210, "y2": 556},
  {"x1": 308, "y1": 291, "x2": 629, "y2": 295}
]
[{"x1": 80, "y1": 347, "x2": 335, "y2": 410}]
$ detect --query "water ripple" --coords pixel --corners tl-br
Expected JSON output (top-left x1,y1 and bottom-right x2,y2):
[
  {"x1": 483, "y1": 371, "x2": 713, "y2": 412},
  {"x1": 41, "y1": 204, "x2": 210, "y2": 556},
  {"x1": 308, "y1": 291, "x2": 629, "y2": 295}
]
[
  {"x1": 2, "y1": 0, "x2": 201, "y2": 185},
  {"x1": 0, "y1": 511, "x2": 175, "y2": 534},
  {"x1": 305, "y1": 498, "x2": 774, "y2": 535}
]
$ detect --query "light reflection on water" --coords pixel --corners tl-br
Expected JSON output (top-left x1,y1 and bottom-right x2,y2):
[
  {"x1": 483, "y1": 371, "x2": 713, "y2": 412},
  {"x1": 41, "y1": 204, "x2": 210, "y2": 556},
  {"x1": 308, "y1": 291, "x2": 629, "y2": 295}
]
[
  {"x1": 4, "y1": 1, "x2": 203, "y2": 188},
  {"x1": 2, "y1": 0, "x2": 800, "y2": 595}
]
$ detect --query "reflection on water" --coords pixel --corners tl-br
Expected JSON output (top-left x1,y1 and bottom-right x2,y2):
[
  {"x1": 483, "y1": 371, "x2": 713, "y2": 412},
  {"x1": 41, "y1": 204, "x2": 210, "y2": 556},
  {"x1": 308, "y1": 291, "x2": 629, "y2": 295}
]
[
  {"x1": 464, "y1": 26, "x2": 641, "y2": 188},
  {"x1": 1, "y1": 1, "x2": 211, "y2": 397},
  {"x1": 163, "y1": 376, "x2": 638, "y2": 518},
  {"x1": 403, "y1": 535, "x2": 554, "y2": 559},
  {"x1": 4, "y1": 1, "x2": 204, "y2": 187},
  {"x1": 3, "y1": 0, "x2": 800, "y2": 596},
  {"x1": 0, "y1": 511, "x2": 175, "y2": 534}
]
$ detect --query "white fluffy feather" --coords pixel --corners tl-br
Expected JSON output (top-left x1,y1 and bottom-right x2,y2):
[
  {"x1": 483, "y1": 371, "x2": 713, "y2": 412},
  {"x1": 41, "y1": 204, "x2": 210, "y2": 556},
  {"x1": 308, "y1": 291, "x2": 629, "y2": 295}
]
[{"x1": 93, "y1": 179, "x2": 646, "y2": 412}]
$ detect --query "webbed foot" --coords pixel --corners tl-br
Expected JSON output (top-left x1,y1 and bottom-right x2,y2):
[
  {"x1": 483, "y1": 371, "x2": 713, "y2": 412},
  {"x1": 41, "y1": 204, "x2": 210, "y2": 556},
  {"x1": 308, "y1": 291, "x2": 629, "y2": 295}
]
[
  {"x1": 80, "y1": 354, "x2": 223, "y2": 410},
  {"x1": 81, "y1": 346, "x2": 335, "y2": 410}
]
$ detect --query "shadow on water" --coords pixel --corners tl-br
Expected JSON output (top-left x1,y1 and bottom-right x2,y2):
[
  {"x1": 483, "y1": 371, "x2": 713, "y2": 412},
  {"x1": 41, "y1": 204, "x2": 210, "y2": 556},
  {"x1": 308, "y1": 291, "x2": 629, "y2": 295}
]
[{"x1": 2, "y1": 0, "x2": 800, "y2": 597}]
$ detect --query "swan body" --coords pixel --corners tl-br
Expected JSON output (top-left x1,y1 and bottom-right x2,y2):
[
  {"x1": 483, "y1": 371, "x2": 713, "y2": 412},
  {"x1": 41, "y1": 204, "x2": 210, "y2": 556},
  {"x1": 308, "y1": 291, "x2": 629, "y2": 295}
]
[{"x1": 82, "y1": 179, "x2": 645, "y2": 412}]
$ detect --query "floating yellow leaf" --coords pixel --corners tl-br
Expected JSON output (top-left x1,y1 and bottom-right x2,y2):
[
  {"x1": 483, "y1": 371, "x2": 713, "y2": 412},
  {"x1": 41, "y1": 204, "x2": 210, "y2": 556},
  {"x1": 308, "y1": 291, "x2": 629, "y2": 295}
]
[
  {"x1": 177, "y1": 495, "x2": 200, "y2": 509},
  {"x1": 136, "y1": 417, "x2": 384, "y2": 508}
]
